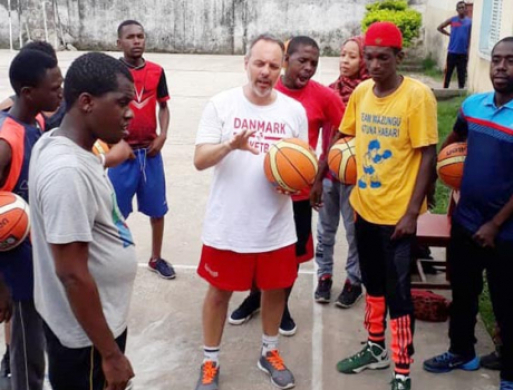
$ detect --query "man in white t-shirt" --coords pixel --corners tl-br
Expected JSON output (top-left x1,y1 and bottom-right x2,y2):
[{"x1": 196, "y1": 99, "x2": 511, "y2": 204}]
[
  {"x1": 194, "y1": 34, "x2": 308, "y2": 390},
  {"x1": 29, "y1": 53, "x2": 137, "y2": 390}
]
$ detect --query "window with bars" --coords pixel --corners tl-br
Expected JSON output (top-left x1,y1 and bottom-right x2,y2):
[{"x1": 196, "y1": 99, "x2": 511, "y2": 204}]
[{"x1": 479, "y1": 0, "x2": 503, "y2": 58}]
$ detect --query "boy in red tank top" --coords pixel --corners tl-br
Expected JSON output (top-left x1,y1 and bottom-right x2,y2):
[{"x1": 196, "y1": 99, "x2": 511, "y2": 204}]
[{"x1": 109, "y1": 20, "x2": 175, "y2": 279}]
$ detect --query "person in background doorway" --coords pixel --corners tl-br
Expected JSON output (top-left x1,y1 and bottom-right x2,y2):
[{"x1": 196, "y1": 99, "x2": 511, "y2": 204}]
[{"x1": 438, "y1": 1, "x2": 472, "y2": 89}]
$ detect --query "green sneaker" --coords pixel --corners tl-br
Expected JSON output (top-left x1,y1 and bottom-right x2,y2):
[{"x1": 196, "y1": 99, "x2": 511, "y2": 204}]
[
  {"x1": 391, "y1": 376, "x2": 411, "y2": 390},
  {"x1": 336, "y1": 341, "x2": 390, "y2": 374}
]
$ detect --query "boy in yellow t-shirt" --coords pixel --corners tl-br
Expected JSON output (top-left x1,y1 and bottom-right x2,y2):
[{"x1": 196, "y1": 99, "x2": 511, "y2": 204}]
[
  {"x1": 310, "y1": 22, "x2": 438, "y2": 390},
  {"x1": 346, "y1": 75, "x2": 437, "y2": 224}
]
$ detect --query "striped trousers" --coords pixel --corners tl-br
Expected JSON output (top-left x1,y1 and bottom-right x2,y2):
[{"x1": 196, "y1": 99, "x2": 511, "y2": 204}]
[{"x1": 355, "y1": 215, "x2": 415, "y2": 375}]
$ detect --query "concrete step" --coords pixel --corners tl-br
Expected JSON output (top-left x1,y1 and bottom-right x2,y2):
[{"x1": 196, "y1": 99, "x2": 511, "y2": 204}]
[
  {"x1": 399, "y1": 64, "x2": 424, "y2": 72},
  {"x1": 432, "y1": 88, "x2": 467, "y2": 100}
]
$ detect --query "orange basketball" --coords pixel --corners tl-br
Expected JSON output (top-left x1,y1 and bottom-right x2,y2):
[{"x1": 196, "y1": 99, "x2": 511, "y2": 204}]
[
  {"x1": 92, "y1": 140, "x2": 110, "y2": 156},
  {"x1": 264, "y1": 138, "x2": 318, "y2": 193},
  {"x1": 436, "y1": 142, "x2": 467, "y2": 190},
  {"x1": 328, "y1": 137, "x2": 357, "y2": 185},
  {"x1": 0, "y1": 191, "x2": 30, "y2": 252}
]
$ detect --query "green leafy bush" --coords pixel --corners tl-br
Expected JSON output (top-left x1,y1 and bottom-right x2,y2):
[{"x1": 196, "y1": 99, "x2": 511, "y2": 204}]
[
  {"x1": 366, "y1": 0, "x2": 408, "y2": 11},
  {"x1": 362, "y1": 1, "x2": 422, "y2": 47}
]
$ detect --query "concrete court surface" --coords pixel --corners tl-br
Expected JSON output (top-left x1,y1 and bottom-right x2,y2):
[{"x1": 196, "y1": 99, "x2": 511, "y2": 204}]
[{"x1": 0, "y1": 50, "x2": 498, "y2": 390}]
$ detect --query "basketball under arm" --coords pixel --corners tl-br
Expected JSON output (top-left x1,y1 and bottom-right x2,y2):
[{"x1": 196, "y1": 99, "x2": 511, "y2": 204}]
[
  {"x1": 312, "y1": 95, "x2": 353, "y2": 192},
  {"x1": 442, "y1": 113, "x2": 468, "y2": 149},
  {"x1": 313, "y1": 131, "x2": 344, "y2": 185}
]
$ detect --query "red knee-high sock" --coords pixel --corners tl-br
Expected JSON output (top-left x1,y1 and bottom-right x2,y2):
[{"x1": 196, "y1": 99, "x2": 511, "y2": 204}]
[
  {"x1": 391, "y1": 315, "x2": 414, "y2": 376},
  {"x1": 364, "y1": 295, "x2": 387, "y2": 346}
]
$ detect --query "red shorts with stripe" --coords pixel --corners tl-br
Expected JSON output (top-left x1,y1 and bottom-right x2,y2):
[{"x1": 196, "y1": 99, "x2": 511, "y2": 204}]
[{"x1": 197, "y1": 244, "x2": 298, "y2": 291}]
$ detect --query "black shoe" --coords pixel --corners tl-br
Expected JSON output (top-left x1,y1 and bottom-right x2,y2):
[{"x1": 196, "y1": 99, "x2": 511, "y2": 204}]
[
  {"x1": 228, "y1": 291, "x2": 261, "y2": 325},
  {"x1": 279, "y1": 305, "x2": 297, "y2": 336},
  {"x1": 335, "y1": 280, "x2": 363, "y2": 309},
  {"x1": 481, "y1": 349, "x2": 502, "y2": 371},
  {"x1": 0, "y1": 347, "x2": 9, "y2": 377},
  {"x1": 314, "y1": 275, "x2": 332, "y2": 303}
]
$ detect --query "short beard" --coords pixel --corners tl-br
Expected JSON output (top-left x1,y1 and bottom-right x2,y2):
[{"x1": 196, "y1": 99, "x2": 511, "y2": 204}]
[
  {"x1": 494, "y1": 80, "x2": 513, "y2": 95},
  {"x1": 252, "y1": 84, "x2": 272, "y2": 98}
]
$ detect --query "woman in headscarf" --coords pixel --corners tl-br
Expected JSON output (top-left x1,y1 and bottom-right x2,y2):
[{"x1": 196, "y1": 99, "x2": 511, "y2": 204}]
[
  {"x1": 314, "y1": 36, "x2": 370, "y2": 308},
  {"x1": 331, "y1": 36, "x2": 370, "y2": 104}
]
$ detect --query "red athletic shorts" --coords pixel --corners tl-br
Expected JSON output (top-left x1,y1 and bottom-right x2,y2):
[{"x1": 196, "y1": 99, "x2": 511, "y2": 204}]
[{"x1": 197, "y1": 244, "x2": 298, "y2": 291}]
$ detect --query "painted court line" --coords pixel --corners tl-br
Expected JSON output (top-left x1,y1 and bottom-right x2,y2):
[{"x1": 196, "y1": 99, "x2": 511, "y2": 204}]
[
  {"x1": 138, "y1": 263, "x2": 321, "y2": 388},
  {"x1": 311, "y1": 266, "x2": 323, "y2": 390},
  {"x1": 137, "y1": 263, "x2": 316, "y2": 275}
]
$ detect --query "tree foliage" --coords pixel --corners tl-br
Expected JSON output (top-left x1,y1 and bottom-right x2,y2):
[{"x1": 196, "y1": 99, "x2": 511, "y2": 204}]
[{"x1": 362, "y1": 0, "x2": 422, "y2": 47}]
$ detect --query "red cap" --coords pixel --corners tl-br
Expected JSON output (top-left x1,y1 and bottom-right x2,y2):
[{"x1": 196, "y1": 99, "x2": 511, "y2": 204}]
[{"x1": 364, "y1": 22, "x2": 403, "y2": 50}]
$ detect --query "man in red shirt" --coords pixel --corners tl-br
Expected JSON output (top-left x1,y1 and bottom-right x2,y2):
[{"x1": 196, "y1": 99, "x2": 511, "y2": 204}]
[
  {"x1": 109, "y1": 20, "x2": 175, "y2": 279},
  {"x1": 229, "y1": 36, "x2": 345, "y2": 335}
]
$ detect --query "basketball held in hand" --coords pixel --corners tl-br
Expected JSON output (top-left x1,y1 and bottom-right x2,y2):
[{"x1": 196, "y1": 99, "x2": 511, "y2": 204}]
[
  {"x1": 0, "y1": 191, "x2": 30, "y2": 252},
  {"x1": 264, "y1": 138, "x2": 318, "y2": 193},
  {"x1": 437, "y1": 142, "x2": 467, "y2": 190},
  {"x1": 328, "y1": 137, "x2": 356, "y2": 185}
]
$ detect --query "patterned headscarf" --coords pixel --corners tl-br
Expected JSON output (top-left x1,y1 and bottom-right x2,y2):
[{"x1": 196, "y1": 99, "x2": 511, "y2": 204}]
[{"x1": 330, "y1": 36, "x2": 370, "y2": 104}]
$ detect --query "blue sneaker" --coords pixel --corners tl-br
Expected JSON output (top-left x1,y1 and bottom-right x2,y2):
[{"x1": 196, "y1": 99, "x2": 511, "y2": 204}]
[
  {"x1": 148, "y1": 258, "x2": 176, "y2": 279},
  {"x1": 423, "y1": 352, "x2": 480, "y2": 373},
  {"x1": 501, "y1": 380, "x2": 513, "y2": 390}
]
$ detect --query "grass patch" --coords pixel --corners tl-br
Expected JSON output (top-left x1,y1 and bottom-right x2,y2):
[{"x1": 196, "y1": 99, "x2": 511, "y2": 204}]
[
  {"x1": 423, "y1": 68, "x2": 445, "y2": 81},
  {"x1": 421, "y1": 56, "x2": 445, "y2": 81},
  {"x1": 432, "y1": 96, "x2": 496, "y2": 338},
  {"x1": 410, "y1": 55, "x2": 459, "y2": 83},
  {"x1": 479, "y1": 278, "x2": 496, "y2": 337}
]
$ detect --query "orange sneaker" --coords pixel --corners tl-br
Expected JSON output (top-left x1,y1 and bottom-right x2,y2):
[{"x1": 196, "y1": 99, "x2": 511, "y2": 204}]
[
  {"x1": 195, "y1": 361, "x2": 220, "y2": 390},
  {"x1": 258, "y1": 350, "x2": 295, "y2": 389}
]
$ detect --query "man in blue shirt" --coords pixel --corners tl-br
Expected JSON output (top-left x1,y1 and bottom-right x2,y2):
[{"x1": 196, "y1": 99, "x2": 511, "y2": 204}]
[
  {"x1": 424, "y1": 36, "x2": 513, "y2": 390},
  {"x1": 438, "y1": 1, "x2": 472, "y2": 89}
]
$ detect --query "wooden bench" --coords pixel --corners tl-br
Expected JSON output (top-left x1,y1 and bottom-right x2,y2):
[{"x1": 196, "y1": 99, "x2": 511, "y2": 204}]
[{"x1": 412, "y1": 191, "x2": 459, "y2": 290}]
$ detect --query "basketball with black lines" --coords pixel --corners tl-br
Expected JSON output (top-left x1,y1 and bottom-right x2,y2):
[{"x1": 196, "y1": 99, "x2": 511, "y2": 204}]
[
  {"x1": 264, "y1": 138, "x2": 318, "y2": 193},
  {"x1": 328, "y1": 137, "x2": 356, "y2": 185},
  {"x1": 0, "y1": 191, "x2": 30, "y2": 252},
  {"x1": 436, "y1": 142, "x2": 467, "y2": 190}
]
